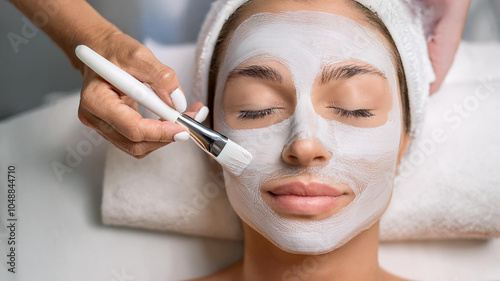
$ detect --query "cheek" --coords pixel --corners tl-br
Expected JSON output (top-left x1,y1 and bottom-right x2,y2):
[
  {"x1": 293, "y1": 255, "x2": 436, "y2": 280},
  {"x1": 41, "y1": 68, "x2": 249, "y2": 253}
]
[{"x1": 218, "y1": 118, "x2": 294, "y2": 188}]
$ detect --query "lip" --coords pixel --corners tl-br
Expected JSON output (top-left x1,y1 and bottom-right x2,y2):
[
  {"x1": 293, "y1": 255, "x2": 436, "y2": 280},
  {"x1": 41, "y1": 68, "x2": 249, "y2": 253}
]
[{"x1": 265, "y1": 181, "x2": 346, "y2": 216}]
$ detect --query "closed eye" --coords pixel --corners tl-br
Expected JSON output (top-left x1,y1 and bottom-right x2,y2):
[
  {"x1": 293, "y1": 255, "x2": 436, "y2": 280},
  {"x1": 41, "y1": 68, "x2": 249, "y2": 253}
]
[
  {"x1": 238, "y1": 108, "x2": 280, "y2": 119},
  {"x1": 329, "y1": 107, "x2": 374, "y2": 118}
]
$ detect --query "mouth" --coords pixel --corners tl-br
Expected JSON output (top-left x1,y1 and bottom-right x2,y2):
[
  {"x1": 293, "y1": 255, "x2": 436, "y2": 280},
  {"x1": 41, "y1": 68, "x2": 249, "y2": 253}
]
[{"x1": 264, "y1": 181, "x2": 347, "y2": 216}]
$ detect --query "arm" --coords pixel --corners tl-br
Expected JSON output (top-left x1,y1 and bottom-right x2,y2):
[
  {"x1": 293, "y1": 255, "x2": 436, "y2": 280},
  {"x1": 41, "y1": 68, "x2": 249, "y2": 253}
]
[
  {"x1": 424, "y1": 0, "x2": 471, "y2": 94},
  {"x1": 9, "y1": 0, "x2": 207, "y2": 158},
  {"x1": 8, "y1": 0, "x2": 114, "y2": 69}
]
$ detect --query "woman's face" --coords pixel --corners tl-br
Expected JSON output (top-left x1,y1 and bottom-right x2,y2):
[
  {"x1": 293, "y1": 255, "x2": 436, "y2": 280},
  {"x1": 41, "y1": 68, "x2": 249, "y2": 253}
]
[{"x1": 214, "y1": 0, "x2": 409, "y2": 254}]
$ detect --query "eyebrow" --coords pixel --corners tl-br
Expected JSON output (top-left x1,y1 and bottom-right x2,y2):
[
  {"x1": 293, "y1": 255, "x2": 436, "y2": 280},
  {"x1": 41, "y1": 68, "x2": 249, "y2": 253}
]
[
  {"x1": 321, "y1": 64, "x2": 386, "y2": 84},
  {"x1": 226, "y1": 63, "x2": 385, "y2": 85},
  {"x1": 227, "y1": 65, "x2": 284, "y2": 83}
]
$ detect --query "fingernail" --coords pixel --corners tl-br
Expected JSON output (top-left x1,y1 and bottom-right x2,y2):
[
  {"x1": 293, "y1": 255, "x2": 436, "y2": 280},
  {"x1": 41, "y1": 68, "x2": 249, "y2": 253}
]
[
  {"x1": 194, "y1": 106, "x2": 209, "y2": 123},
  {"x1": 170, "y1": 88, "x2": 187, "y2": 113},
  {"x1": 173, "y1": 131, "x2": 190, "y2": 143}
]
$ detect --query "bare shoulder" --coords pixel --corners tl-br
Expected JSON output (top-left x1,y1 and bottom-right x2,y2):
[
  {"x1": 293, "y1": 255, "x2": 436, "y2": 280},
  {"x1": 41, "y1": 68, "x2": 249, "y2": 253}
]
[{"x1": 185, "y1": 259, "x2": 243, "y2": 281}]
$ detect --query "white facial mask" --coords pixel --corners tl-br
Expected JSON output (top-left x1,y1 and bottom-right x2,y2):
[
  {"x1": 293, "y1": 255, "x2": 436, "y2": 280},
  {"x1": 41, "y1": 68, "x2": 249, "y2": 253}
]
[{"x1": 214, "y1": 11, "x2": 402, "y2": 254}]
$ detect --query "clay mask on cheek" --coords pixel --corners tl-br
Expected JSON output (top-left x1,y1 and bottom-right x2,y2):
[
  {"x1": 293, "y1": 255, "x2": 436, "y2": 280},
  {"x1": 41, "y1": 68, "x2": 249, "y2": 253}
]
[{"x1": 214, "y1": 11, "x2": 402, "y2": 254}]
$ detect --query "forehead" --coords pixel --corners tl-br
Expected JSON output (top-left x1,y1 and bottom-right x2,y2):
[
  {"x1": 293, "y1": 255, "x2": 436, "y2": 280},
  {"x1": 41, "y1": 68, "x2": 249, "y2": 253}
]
[
  {"x1": 222, "y1": 11, "x2": 394, "y2": 85},
  {"x1": 222, "y1": 0, "x2": 393, "y2": 60},
  {"x1": 229, "y1": 11, "x2": 387, "y2": 63}
]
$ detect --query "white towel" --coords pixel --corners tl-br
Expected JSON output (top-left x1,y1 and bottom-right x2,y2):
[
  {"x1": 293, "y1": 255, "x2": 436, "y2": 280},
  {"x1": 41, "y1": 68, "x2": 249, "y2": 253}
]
[{"x1": 380, "y1": 42, "x2": 500, "y2": 240}]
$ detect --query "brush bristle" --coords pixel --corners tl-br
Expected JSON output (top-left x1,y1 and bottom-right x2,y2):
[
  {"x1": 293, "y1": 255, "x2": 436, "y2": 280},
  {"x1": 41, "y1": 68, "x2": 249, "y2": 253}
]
[{"x1": 216, "y1": 140, "x2": 253, "y2": 176}]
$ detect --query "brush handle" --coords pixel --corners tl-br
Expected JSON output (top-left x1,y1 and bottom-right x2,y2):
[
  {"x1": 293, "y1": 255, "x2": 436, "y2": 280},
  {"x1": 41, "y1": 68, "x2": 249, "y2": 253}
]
[{"x1": 75, "y1": 45, "x2": 180, "y2": 122}]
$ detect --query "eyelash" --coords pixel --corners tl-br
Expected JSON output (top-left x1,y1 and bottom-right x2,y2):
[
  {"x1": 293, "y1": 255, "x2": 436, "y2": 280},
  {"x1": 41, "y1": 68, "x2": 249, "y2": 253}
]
[
  {"x1": 238, "y1": 108, "x2": 277, "y2": 119},
  {"x1": 238, "y1": 107, "x2": 374, "y2": 119},
  {"x1": 330, "y1": 107, "x2": 374, "y2": 118}
]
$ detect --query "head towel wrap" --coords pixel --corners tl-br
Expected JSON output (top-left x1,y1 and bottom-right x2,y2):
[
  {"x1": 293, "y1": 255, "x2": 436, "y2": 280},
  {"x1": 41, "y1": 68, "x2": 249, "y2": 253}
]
[{"x1": 191, "y1": 0, "x2": 436, "y2": 152}]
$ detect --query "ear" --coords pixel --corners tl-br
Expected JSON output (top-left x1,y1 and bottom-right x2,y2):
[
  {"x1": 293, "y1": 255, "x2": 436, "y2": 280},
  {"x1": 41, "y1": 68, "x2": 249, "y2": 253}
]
[{"x1": 396, "y1": 133, "x2": 411, "y2": 167}]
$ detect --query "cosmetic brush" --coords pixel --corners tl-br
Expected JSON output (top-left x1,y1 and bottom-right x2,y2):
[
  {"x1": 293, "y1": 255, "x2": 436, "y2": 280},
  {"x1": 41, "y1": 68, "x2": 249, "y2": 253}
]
[{"x1": 75, "y1": 45, "x2": 252, "y2": 176}]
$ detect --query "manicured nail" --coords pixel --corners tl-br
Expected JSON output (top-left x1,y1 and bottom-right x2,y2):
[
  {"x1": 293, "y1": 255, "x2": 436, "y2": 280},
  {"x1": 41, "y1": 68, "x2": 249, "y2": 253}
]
[
  {"x1": 173, "y1": 131, "x2": 189, "y2": 143},
  {"x1": 194, "y1": 106, "x2": 209, "y2": 123},
  {"x1": 170, "y1": 88, "x2": 187, "y2": 113}
]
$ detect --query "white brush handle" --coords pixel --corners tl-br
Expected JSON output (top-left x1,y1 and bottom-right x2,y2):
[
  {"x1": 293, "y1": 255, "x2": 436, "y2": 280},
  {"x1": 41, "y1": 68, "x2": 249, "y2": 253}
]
[{"x1": 75, "y1": 45, "x2": 180, "y2": 122}]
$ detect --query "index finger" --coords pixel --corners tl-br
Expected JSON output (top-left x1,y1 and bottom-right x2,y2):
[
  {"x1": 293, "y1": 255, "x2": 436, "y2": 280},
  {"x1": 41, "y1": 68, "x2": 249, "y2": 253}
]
[{"x1": 88, "y1": 87, "x2": 188, "y2": 142}]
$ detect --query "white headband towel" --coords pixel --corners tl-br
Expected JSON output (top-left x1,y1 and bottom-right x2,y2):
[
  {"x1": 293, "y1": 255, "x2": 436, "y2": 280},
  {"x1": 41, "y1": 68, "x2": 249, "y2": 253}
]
[{"x1": 191, "y1": 0, "x2": 436, "y2": 150}]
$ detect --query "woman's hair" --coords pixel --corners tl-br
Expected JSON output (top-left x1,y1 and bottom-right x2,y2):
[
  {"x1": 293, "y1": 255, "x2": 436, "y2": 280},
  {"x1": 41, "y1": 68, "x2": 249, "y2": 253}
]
[{"x1": 207, "y1": 0, "x2": 411, "y2": 134}]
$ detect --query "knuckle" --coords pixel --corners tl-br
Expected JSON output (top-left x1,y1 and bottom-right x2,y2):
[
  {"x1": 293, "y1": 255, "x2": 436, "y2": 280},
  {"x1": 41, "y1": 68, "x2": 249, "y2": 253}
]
[
  {"x1": 77, "y1": 107, "x2": 90, "y2": 127},
  {"x1": 126, "y1": 143, "x2": 146, "y2": 157},
  {"x1": 155, "y1": 67, "x2": 177, "y2": 84},
  {"x1": 134, "y1": 153, "x2": 148, "y2": 159},
  {"x1": 129, "y1": 46, "x2": 150, "y2": 61},
  {"x1": 80, "y1": 93, "x2": 92, "y2": 108},
  {"x1": 100, "y1": 122, "x2": 114, "y2": 134},
  {"x1": 80, "y1": 87, "x2": 90, "y2": 101},
  {"x1": 125, "y1": 127, "x2": 143, "y2": 142},
  {"x1": 80, "y1": 87, "x2": 100, "y2": 110}
]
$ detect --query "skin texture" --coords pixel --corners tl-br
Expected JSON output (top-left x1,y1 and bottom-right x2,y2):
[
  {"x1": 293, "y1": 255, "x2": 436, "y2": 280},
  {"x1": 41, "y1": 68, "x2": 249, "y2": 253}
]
[{"x1": 191, "y1": 0, "x2": 411, "y2": 280}]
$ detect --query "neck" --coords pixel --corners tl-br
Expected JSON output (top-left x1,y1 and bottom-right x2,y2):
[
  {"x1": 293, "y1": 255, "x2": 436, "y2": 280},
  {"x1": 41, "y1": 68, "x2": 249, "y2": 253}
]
[{"x1": 238, "y1": 221, "x2": 384, "y2": 281}]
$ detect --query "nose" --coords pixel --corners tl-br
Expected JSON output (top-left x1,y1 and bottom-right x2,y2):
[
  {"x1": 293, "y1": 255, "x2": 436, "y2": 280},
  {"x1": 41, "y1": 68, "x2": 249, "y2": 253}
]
[{"x1": 281, "y1": 138, "x2": 332, "y2": 167}]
